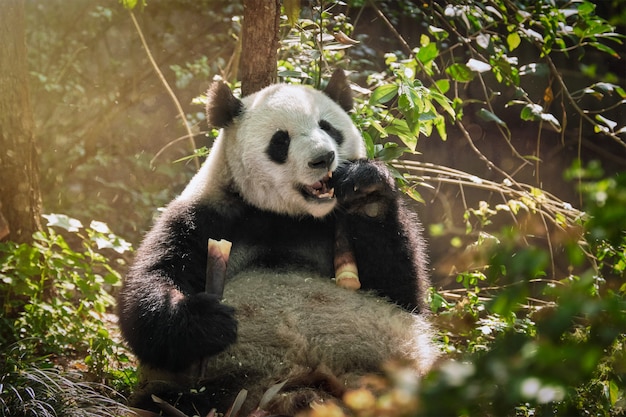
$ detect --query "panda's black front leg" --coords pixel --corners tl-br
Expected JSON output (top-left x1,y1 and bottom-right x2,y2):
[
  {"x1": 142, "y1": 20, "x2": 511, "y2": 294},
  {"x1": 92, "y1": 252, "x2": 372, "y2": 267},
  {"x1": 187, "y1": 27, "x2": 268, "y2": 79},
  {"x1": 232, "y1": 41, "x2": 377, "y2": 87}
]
[
  {"x1": 332, "y1": 160, "x2": 429, "y2": 312},
  {"x1": 118, "y1": 203, "x2": 239, "y2": 373}
]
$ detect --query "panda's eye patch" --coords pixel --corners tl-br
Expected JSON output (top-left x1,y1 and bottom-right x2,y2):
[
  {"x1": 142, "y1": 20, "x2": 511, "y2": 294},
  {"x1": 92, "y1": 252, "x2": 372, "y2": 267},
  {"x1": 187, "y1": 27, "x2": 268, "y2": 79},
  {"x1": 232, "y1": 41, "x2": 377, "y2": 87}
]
[
  {"x1": 319, "y1": 119, "x2": 344, "y2": 146},
  {"x1": 267, "y1": 130, "x2": 290, "y2": 164}
]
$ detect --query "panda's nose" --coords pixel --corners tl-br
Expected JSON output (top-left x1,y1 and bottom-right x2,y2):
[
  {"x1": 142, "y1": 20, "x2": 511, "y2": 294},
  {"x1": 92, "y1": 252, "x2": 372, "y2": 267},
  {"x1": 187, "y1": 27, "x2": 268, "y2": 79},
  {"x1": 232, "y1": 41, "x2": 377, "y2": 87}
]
[{"x1": 308, "y1": 151, "x2": 336, "y2": 170}]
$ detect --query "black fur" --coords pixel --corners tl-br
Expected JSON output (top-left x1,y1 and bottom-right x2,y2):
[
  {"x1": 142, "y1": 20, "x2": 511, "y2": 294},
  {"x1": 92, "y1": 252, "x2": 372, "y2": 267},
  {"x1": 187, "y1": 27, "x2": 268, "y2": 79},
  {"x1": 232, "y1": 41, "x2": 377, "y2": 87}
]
[
  {"x1": 323, "y1": 69, "x2": 354, "y2": 112},
  {"x1": 331, "y1": 160, "x2": 428, "y2": 311},
  {"x1": 266, "y1": 130, "x2": 291, "y2": 164},
  {"x1": 319, "y1": 119, "x2": 344, "y2": 146},
  {"x1": 205, "y1": 81, "x2": 243, "y2": 128},
  {"x1": 118, "y1": 195, "x2": 337, "y2": 372}
]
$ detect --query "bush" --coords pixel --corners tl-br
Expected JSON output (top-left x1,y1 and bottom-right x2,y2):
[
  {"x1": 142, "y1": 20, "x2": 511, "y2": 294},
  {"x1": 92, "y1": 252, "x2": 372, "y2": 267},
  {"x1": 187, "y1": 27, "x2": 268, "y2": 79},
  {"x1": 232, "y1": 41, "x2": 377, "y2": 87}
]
[
  {"x1": 0, "y1": 367, "x2": 129, "y2": 417},
  {"x1": 0, "y1": 214, "x2": 136, "y2": 403}
]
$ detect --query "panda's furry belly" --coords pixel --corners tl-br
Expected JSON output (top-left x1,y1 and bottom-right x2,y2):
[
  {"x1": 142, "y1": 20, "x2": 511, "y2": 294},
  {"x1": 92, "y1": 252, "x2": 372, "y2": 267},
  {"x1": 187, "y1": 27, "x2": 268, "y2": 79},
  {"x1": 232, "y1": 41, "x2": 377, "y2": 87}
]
[{"x1": 137, "y1": 270, "x2": 438, "y2": 415}]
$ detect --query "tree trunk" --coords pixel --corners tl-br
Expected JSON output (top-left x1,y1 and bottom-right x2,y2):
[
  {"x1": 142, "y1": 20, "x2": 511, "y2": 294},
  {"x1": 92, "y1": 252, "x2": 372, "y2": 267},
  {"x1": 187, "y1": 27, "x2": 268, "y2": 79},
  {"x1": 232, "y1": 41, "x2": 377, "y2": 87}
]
[
  {"x1": 239, "y1": 0, "x2": 280, "y2": 96},
  {"x1": 0, "y1": 0, "x2": 42, "y2": 244}
]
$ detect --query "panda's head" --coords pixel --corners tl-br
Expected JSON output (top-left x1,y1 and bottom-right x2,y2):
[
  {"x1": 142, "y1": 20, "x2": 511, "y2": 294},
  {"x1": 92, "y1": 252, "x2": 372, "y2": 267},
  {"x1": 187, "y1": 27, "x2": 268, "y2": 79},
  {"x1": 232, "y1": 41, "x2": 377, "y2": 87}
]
[{"x1": 203, "y1": 70, "x2": 366, "y2": 218}]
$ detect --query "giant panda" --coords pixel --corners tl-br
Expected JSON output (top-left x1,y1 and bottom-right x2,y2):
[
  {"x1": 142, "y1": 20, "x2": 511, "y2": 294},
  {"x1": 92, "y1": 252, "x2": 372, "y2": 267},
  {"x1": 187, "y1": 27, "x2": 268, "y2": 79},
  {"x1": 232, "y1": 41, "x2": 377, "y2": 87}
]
[{"x1": 118, "y1": 70, "x2": 438, "y2": 415}]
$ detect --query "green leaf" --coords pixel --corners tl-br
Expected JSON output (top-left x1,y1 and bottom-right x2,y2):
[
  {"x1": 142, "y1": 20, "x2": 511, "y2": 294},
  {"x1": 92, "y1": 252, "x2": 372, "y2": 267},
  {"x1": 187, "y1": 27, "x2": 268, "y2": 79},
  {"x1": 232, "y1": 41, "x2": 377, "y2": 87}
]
[
  {"x1": 284, "y1": 0, "x2": 301, "y2": 27},
  {"x1": 398, "y1": 87, "x2": 415, "y2": 111},
  {"x1": 609, "y1": 379, "x2": 619, "y2": 405},
  {"x1": 384, "y1": 119, "x2": 411, "y2": 137},
  {"x1": 429, "y1": 289, "x2": 452, "y2": 312},
  {"x1": 590, "y1": 42, "x2": 620, "y2": 58},
  {"x1": 386, "y1": 119, "x2": 417, "y2": 151},
  {"x1": 119, "y1": 0, "x2": 136, "y2": 9},
  {"x1": 428, "y1": 25, "x2": 448, "y2": 41},
  {"x1": 435, "y1": 78, "x2": 450, "y2": 94},
  {"x1": 434, "y1": 114, "x2": 447, "y2": 141},
  {"x1": 477, "y1": 108, "x2": 507, "y2": 127},
  {"x1": 417, "y1": 42, "x2": 438, "y2": 65},
  {"x1": 583, "y1": 23, "x2": 615, "y2": 38},
  {"x1": 593, "y1": 82, "x2": 620, "y2": 95},
  {"x1": 431, "y1": 91, "x2": 455, "y2": 117},
  {"x1": 595, "y1": 114, "x2": 617, "y2": 131},
  {"x1": 418, "y1": 111, "x2": 437, "y2": 122},
  {"x1": 376, "y1": 143, "x2": 407, "y2": 161},
  {"x1": 402, "y1": 186, "x2": 425, "y2": 204},
  {"x1": 578, "y1": 1, "x2": 595, "y2": 16},
  {"x1": 362, "y1": 131, "x2": 376, "y2": 159},
  {"x1": 507, "y1": 32, "x2": 521, "y2": 51},
  {"x1": 446, "y1": 63, "x2": 475, "y2": 82},
  {"x1": 119, "y1": 0, "x2": 146, "y2": 10},
  {"x1": 369, "y1": 120, "x2": 389, "y2": 138},
  {"x1": 277, "y1": 70, "x2": 311, "y2": 79},
  {"x1": 520, "y1": 104, "x2": 561, "y2": 130},
  {"x1": 370, "y1": 84, "x2": 398, "y2": 105}
]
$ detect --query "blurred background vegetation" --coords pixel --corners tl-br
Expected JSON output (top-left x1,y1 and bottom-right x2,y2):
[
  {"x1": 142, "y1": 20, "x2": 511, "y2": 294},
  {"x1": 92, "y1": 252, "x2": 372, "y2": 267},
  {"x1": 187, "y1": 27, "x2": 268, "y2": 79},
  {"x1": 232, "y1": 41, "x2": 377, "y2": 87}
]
[{"x1": 1, "y1": 0, "x2": 625, "y2": 415}]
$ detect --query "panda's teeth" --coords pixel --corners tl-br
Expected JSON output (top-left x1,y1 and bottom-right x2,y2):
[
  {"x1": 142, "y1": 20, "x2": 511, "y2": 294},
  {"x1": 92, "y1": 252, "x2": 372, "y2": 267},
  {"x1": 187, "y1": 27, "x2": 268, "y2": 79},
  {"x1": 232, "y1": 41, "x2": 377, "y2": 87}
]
[
  {"x1": 302, "y1": 174, "x2": 334, "y2": 200},
  {"x1": 318, "y1": 188, "x2": 334, "y2": 199}
]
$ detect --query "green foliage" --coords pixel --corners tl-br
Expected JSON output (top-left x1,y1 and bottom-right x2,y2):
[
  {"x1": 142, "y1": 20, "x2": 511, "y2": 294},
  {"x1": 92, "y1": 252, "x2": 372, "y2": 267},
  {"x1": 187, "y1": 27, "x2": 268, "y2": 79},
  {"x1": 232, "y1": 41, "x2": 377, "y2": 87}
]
[
  {"x1": 433, "y1": 0, "x2": 625, "y2": 145},
  {"x1": 307, "y1": 169, "x2": 626, "y2": 416},
  {"x1": 119, "y1": 0, "x2": 146, "y2": 11},
  {"x1": 575, "y1": 169, "x2": 626, "y2": 247},
  {"x1": 27, "y1": 0, "x2": 241, "y2": 242},
  {"x1": 278, "y1": 3, "x2": 626, "y2": 414},
  {"x1": 0, "y1": 214, "x2": 133, "y2": 381},
  {"x1": 20, "y1": 1, "x2": 626, "y2": 415},
  {"x1": 424, "y1": 259, "x2": 626, "y2": 416},
  {"x1": 348, "y1": 0, "x2": 626, "y2": 173},
  {"x1": 367, "y1": 56, "x2": 455, "y2": 149},
  {"x1": 413, "y1": 156, "x2": 626, "y2": 415},
  {"x1": 277, "y1": 1, "x2": 357, "y2": 86}
]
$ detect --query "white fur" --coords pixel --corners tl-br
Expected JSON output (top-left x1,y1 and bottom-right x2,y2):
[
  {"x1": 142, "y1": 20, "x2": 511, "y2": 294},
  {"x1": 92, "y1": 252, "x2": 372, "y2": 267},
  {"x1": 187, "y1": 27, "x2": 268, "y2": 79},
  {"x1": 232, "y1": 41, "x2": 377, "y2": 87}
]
[
  {"x1": 179, "y1": 83, "x2": 366, "y2": 217},
  {"x1": 141, "y1": 271, "x2": 439, "y2": 415}
]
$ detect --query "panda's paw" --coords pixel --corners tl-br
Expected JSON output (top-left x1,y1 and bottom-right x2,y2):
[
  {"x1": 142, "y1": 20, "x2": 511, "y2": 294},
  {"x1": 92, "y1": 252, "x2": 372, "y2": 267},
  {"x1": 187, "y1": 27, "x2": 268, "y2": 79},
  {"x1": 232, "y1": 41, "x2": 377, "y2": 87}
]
[
  {"x1": 184, "y1": 293, "x2": 238, "y2": 354},
  {"x1": 128, "y1": 292, "x2": 238, "y2": 372},
  {"x1": 331, "y1": 159, "x2": 396, "y2": 218}
]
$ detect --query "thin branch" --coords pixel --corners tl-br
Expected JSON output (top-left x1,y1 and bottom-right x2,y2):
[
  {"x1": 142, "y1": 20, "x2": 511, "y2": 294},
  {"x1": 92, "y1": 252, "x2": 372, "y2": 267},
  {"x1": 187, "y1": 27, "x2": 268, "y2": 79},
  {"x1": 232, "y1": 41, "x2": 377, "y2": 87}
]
[
  {"x1": 394, "y1": 160, "x2": 586, "y2": 229},
  {"x1": 129, "y1": 11, "x2": 200, "y2": 170},
  {"x1": 545, "y1": 52, "x2": 626, "y2": 149},
  {"x1": 150, "y1": 130, "x2": 210, "y2": 166},
  {"x1": 474, "y1": 69, "x2": 530, "y2": 163},
  {"x1": 370, "y1": 1, "x2": 412, "y2": 56},
  {"x1": 539, "y1": 209, "x2": 557, "y2": 280},
  {"x1": 439, "y1": 289, "x2": 557, "y2": 309},
  {"x1": 371, "y1": 2, "x2": 531, "y2": 184}
]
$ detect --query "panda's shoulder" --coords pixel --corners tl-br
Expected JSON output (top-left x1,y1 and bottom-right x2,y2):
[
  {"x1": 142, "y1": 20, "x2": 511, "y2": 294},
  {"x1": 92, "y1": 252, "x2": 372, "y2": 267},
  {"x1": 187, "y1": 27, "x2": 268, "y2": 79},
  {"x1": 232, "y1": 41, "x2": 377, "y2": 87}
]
[{"x1": 147, "y1": 196, "x2": 240, "y2": 241}]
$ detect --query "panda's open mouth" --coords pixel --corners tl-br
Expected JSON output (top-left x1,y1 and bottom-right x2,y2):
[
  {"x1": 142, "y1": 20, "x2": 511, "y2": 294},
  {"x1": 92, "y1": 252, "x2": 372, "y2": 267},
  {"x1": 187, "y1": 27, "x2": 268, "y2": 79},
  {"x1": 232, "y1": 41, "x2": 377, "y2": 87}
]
[{"x1": 301, "y1": 172, "x2": 335, "y2": 201}]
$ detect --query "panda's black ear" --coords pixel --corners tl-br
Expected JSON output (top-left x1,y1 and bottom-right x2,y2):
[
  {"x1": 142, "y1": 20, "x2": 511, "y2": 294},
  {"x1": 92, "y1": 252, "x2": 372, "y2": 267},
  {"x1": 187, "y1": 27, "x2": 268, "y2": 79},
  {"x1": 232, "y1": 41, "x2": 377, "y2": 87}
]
[
  {"x1": 206, "y1": 81, "x2": 243, "y2": 128},
  {"x1": 323, "y1": 69, "x2": 354, "y2": 112}
]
